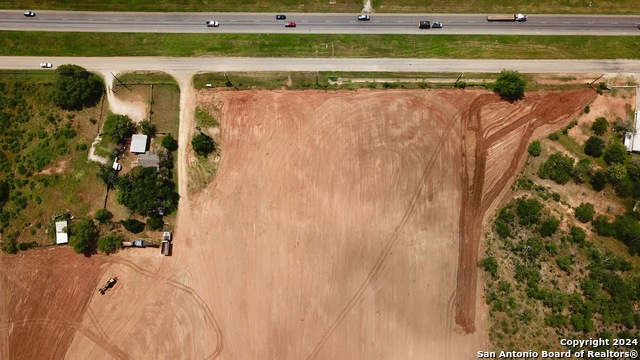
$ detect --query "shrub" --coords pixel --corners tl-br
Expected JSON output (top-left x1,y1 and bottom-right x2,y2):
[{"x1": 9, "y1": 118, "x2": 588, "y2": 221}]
[
  {"x1": 614, "y1": 179, "x2": 632, "y2": 198},
  {"x1": 613, "y1": 215, "x2": 640, "y2": 252},
  {"x1": 606, "y1": 163, "x2": 627, "y2": 184},
  {"x1": 548, "y1": 132, "x2": 560, "y2": 141},
  {"x1": 575, "y1": 203, "x2": 596, "y2": 223},
  {"x1": 573, "y1": 159, "x2": 592, "y2": 184},
  {"x1": 479, "y1": 256, "x2": 499, "y2": 279},
  {"x1": 557, "y1": 255, "x2": 574, "y2": 274},
  {"x1": 162, "y1": 133, "x2": 178, "y2": 152},
  {"x1": 122, "y1": 218, "x2": 145, "y2": 233},
  {"x1": 528, "y1": 140, "x2": 541, "y2": 157},
  {"x1": 538, "y1": 152, "x2": 574, "y2": 185},
  {"x1": 591, "y1": 117, "x2": 609, "y2": 136},
  {"x1": 493, "y1": 70, "x2": 526, "y2": 101},
  {"x1": 516, "y1": 197, "x2": 543, "y2": 226},
  {"x1": 146, "y1": 216, "x2": 164, "y2": 231},
  {"x1": 592, "y1": 215, "x2": 614, "y2": 237},
  {"x1": 50, "y1": 64, "x2": 104, "y2": 110},
  {"x1": 584, "y1": 136, "x2": 605, "y2": 158},
  {"x1": 17, "y1": 241, "x2": 37, "y2": 251},
  {"x1": 613, "y1": 117, "x2": 634, "y2": 134},
  {"x1": 590, "y1": 171, "x2": 607, "y2": 191},
  {"x1": 97, "y1": 233, "x2": 123, "y2": 254},
  {"x1": 570, "y1": 226, "x2": 587, "y2": 244},
  {"x1": 603, "y1": 141, "x2": 628, "y2": 165},
  {"x1": 546, "y1": 313, "x2": 569, "y2": 328},
  {"x1": 539, "y1": 217, "x2": 560, "y2": 237},
  {"x1": 94, "y1": 208, "x2": 113, "y2": 224},
  {"x1": 495, "y1": 220, "x2": 512, "y2": 239},
  {"x1": 498, "y1": 207, "x2": 515, "y2": 224},
  {"x1": 627, "y1": 157, "x2": 640, "y2": 181},
  {"x1": 584, "y1": 105, "x2": 591, "y2": 114},
  {"x1": 192, "y1": 132, "x2": 215, "y2": 156}
]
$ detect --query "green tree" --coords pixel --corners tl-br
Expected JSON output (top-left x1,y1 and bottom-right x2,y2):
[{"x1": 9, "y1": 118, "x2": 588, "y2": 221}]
[
  {"x1": 575, "y1": 203, "x2": 596, "y2": 223},
  {"x1": 516, "y1": 197, "x2": 543, "y2": 226},
  {"x1": 122, "y1": 218, "x2": 145, "y2": 233},
  {"x1": 613, "y1": 215, "x2": 640, "y2": 253},
  {"x1": 493, "y1": 70, "x2": 526, "y2": 102},
  {"x1": 584, "y1": 136, "x2": 605, "y2": 158},
  {"x1": 94, "y1": 208, "x2": 113, "y2": 224},
  {"x1": 102, "y1": 114, "x2": 135, "y2": 145},
  {"x1": 116, "y1": 166, "x2": 179, "y2": 216},
  {"x1": 138, "y1": 119, "x2": 157, "y2": 137},
  {"x1": 570, "y1": 225, "x2": 587, "y2": 245},
  {"x1": 603, "y1": 141, "x2": 628, "y2": 165},
  {"x1": 69, "y1": 218, "x2": 99, "y2": 255},
  {"x1": 479, "y1": 256, "x2": 499, "y2": 279},
  {"x1": 97, "y1": 233, "x2": 123, "y2": 254},
  {"x1": 614, "y1": 179, "x2": 632, "y2": 198},
  {"x1": 97, "y1": 164, "x2": 119, "y2": 190},
  {"x1": 162, "y1": 133, "x2": 178, "y2": 152},
  {"x1": 573, "y1": 158, "x2": 592, "y2": 184},
  {"x1": 192, "y1": 132, "x2": 215, "y2": 156},
  {"x1": 626, "y1": 157, "x2": 640, "y2": 181},
  {"x1": 50, "y1": 64, "x2": 104, "y2": 110},
  {"x1": 592, "y1": 215, "x2": 614, "y2": 237},
  {"x1": 613, "y1": 117, "x2": 634, "y2": 134},
  {"x1": 146, "y1": 216, "x2": 164, "y2": 231},
  {"x1": 538, "y1": 152, "x2": 574, "y2": 185},
  {"x1": 591, "y1": 117, "x2": 609, "y2": 136},
  {"x1": 528, "y1": 140, "x2": 541, "y2": 157},
  {"x1": 539, "y1": 217, "x2": 560, "y2": 237},
  {"x1": 590, "y1": 171, "x2": 607, "y2": 191},
  {"x1": 606, "y1": 163, "x2": 627, "y2": 184}
]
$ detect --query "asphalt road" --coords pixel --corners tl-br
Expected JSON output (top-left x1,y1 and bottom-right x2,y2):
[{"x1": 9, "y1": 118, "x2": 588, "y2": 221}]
[
  {"x1": 2, "y1": 56, "x2": 640, "y2": 74},
  {"x1": 1, "y1": 11, "x2": 640, "y2": 35}
]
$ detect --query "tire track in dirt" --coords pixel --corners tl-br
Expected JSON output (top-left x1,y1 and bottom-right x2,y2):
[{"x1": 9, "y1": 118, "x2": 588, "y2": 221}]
[
  {"x1": 1, "y1": 318, "x2": 131, "y2": 360},
  {"x1": 305, "y1": 105, "x2": 462, "y2": 360},
  {"x1": 109, "y1": 258, "x2": 224, "y2": 359}
]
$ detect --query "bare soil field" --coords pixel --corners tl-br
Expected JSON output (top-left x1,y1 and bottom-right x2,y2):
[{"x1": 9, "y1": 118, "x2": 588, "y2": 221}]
[{"x1": 2, "y1": 87, "x2": 595, "y2": 359}]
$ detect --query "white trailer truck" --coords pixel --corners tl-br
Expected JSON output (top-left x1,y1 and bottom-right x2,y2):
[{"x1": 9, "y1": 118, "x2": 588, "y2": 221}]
[{"x1": 487, "y1": 14, "x2": 527, "y2": 22}]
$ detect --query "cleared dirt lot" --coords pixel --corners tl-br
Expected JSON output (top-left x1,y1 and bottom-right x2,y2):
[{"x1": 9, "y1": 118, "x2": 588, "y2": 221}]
[{"x1": 2, "y1": 88, "x2": 595, "y2": 359}]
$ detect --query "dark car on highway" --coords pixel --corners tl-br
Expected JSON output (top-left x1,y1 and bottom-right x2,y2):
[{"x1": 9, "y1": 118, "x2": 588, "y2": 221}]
[
  {"x1": 432, "y1": 21, "x2": 443, "y2": 28},
  {"x1": 276, "y1": 15, "x2": 286, "y2": 20},
  {"x1": 419, "y1": 21, "x2": 431, "y2": 29}
]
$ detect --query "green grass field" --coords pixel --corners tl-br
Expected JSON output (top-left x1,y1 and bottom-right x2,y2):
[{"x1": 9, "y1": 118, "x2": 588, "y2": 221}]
[
  {"x1": 1, "y1": 0, "x2": 636, "y2": 14},
  {"x1": 2, "y1": 32, "x2": 640, "y2": 59}
]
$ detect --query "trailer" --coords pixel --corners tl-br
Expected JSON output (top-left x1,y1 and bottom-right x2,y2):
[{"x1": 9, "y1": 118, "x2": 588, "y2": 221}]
[
  {"x1": 161, "y1": 241, "x2": 172, "y2": 256},
  {"x1": 122, "y1": 240, "x2": 146, "y2": 248},
  {"x1": 487, "y1": 14, "x2": 527, "y2": 22}
]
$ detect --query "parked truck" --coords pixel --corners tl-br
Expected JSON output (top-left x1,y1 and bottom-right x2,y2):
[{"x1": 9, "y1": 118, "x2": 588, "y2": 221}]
[
  {"x1": 122, "y1": 240, "x2": 148, "y2": 248},
  {"x1": 487, "y1": 14, "x2": 527, "y2": 22}
]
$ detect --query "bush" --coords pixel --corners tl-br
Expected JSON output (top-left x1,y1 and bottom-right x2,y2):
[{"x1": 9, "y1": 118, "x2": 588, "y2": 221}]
[
  {"x1": 495, "y1": 220, "x2": 512, "y2": 239},
  {"x1": 516, "y1": 197, "x2": 543, "y2": 226},
  {"x1": 627, "y1": 157, "x2": 640, "y2": 181},
  {"x1": 493, "y1": 70, "x2": 526, "y2": 102},
  {"x1": 584, "y1": 105, "x2": 591, "y2": 114},
  {"x1": 590, "y1": 171, "x2": 607, "y2": 191},
  {"x1": 97, "y1": 164, "x2": 119, "y2": 190},
  {"x1": 17, "y1": 241, "x2": 37, "y2": 251},
  {"x1": 613, "y1": 117, "x2": 634, "y2": 134},
  {"x1": 557, "y1": 255, "x2": 574, "y2": 274},
  {"x1": 538, "y1": 152, "x2": 574, "y2": 185},
  {"x1": 498, "y1": 207, "x2": 515, "y2": 224},
  {"x1": 69, "y1": 218, "x2": 99, "y2": 255},
  {"x1": 539, "y1": 217, "x2": 560, "y2": 237},
  {"x1": 548, "y1": 132, "x2": 560, "y2": 141},
  {"x1": 613, "y1": 215, "x2": 640, "y2": 252},
  {"x1": 479, "y1": 256, "x2": 499, "y2": 279},
  {"x1": 592, "y1": 117, "x2": 609, "y2": 136},
  {"x1": 575, "y1": 203, "x2": 596, "y2": 223},
  {"x1": 97, "y1": 233, "x2": 123, "y2": 254},
  {"x1": 122, "y1": 218, "x2": 145, "y2": 233},
  {"x1": 570, "y1": 226, "x2": 587, "y2": 244},
  {"x1": 102, "y1": 114, "x2": 135, "y2": 145},
  {"x1": 528, "y1": 140, "x2": 541, "y2": 157},
  {"x1": 192, "y1": 132, "x2": 215, "y2": 156},
  {"x1": 146, "y1": 216, "x2": 164, "y2": 231},
  {"x1": 603, "y1": 141, "x2": 628, "y2": 165},
  {"x1": 606, "y1": 163, "x2": 627, "y2": 184},
  {"x1": 584, "y1": 136, "x2": 605, "y2": 158},
  {"x1": 614, "y1": 179, "x2": 632, "y2": 198},
  {"x1": 94, "y1": 208, "x2": 113, "y2": 224},
  {"x1": 50, "y1": 64, "x2": 104, "y2": 110},
  {"x1": 162, "y1": 133, "x2": 178, "y2": 152},
  {"x1": 573, "y1": 158, "x2": 592, "y2": 184},
  {"x1": 592, "y1": 215, "x2": 614, "y2": 237},
  {"x1": 546, "y1": 313, "x2": 569, "y2": 328}
]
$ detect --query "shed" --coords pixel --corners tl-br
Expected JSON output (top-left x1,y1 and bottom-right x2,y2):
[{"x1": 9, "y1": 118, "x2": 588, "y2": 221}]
[
  {"x1": 55, "y1": 220, "x2": 68, "y2": 244},
  {"x1": 137, "y1": 151, "x2": 160, "y2": 168},
  {"x1": 130, "y1": 134, "x2": 148, "y2": 154},
  {"x1": 624, "y1": 111, "x2": 640, "y2": 153}
]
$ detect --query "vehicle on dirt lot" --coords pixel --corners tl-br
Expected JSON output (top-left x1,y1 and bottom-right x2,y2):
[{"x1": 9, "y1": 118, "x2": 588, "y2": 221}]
[
  {"x1": 23, "y1": 11, "x2": 35, "y2": 17},
  {"x1": 40, "y1": 63, "x2": 52, "y2": 68},
  {"x1": 487, "y1": 14, "x2": 528, "y2": 22},
  {"x1": 285, "y1": 22, "x2": 296, "y2": 27},
  {"x1": 275, "y1": 15, "x2": 286, "y2": 20},
  {"x1": 98, "y1": 277, "x2": 118, "y2": 295},
  {"x1": 419, "y1": 21, "x2": 431, "y2": 29},
  {"x1": 432, "y1": 22, "x2": 443, "y2": 28},
  {"x1": 206, "y1": 21, "x2": 219, "y2": 27},
  {"x1": 357, "y1": 15, "x2": 370, "y2": 21}
]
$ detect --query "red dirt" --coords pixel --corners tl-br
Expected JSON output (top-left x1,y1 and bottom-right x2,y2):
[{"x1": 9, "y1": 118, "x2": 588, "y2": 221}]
[{"x1": 2, "y1": 88, "x2": 596, "y2": 359}]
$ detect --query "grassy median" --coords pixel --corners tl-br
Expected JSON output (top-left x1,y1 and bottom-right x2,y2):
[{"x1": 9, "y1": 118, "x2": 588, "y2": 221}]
[
  {"x1": 2, "y1": 32, "x2": 640, "y2": 59},
  {"x1": 1, "y1": 0, "x2": 637, "y2": 14}
]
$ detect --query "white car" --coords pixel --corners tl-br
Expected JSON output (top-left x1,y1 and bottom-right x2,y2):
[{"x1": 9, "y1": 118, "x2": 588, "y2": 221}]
[
  {"x1": 206, "y1": 21, "x2": 219, "y2": 27},
  {"x1": 357, "y1": 15, "x2": 370, "y2": 21},
  {"x1": 40, "y1": 63, "x2": 52, "y2": 68}
]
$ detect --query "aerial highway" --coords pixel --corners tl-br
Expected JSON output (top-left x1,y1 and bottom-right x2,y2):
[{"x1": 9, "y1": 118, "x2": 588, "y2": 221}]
[
  {"x1": 0, "y1": 11, "x2": 639, "y2": 35},
  {"x1": 1, "y1": 56, "x2": 640, "y2": 74}
]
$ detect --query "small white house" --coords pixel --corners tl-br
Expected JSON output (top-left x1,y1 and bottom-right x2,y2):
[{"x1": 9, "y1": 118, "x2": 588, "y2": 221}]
[
  {"x1": 55, "y1": 221, "x2": 68, "y2": 245},
  {"x1": 130, "y1": 134, "x2": 148, "y2": 154}
]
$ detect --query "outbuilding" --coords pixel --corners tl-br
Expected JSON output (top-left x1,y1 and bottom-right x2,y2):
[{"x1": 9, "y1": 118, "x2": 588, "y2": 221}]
[
  {"x1": 130, "y1": 134, "x2": 148, "y2": 154},
  {"x1": 624, "y1": 111, "x2": 640, "y2": 153},
  {"x1": 55, "y1": 221, "x2": 68, "y2": 245}
]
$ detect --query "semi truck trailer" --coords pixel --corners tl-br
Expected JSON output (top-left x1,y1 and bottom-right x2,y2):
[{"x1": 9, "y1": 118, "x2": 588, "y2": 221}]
[{"x1": 487, "y1": 14, "x2": 527, "y2": 22}]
